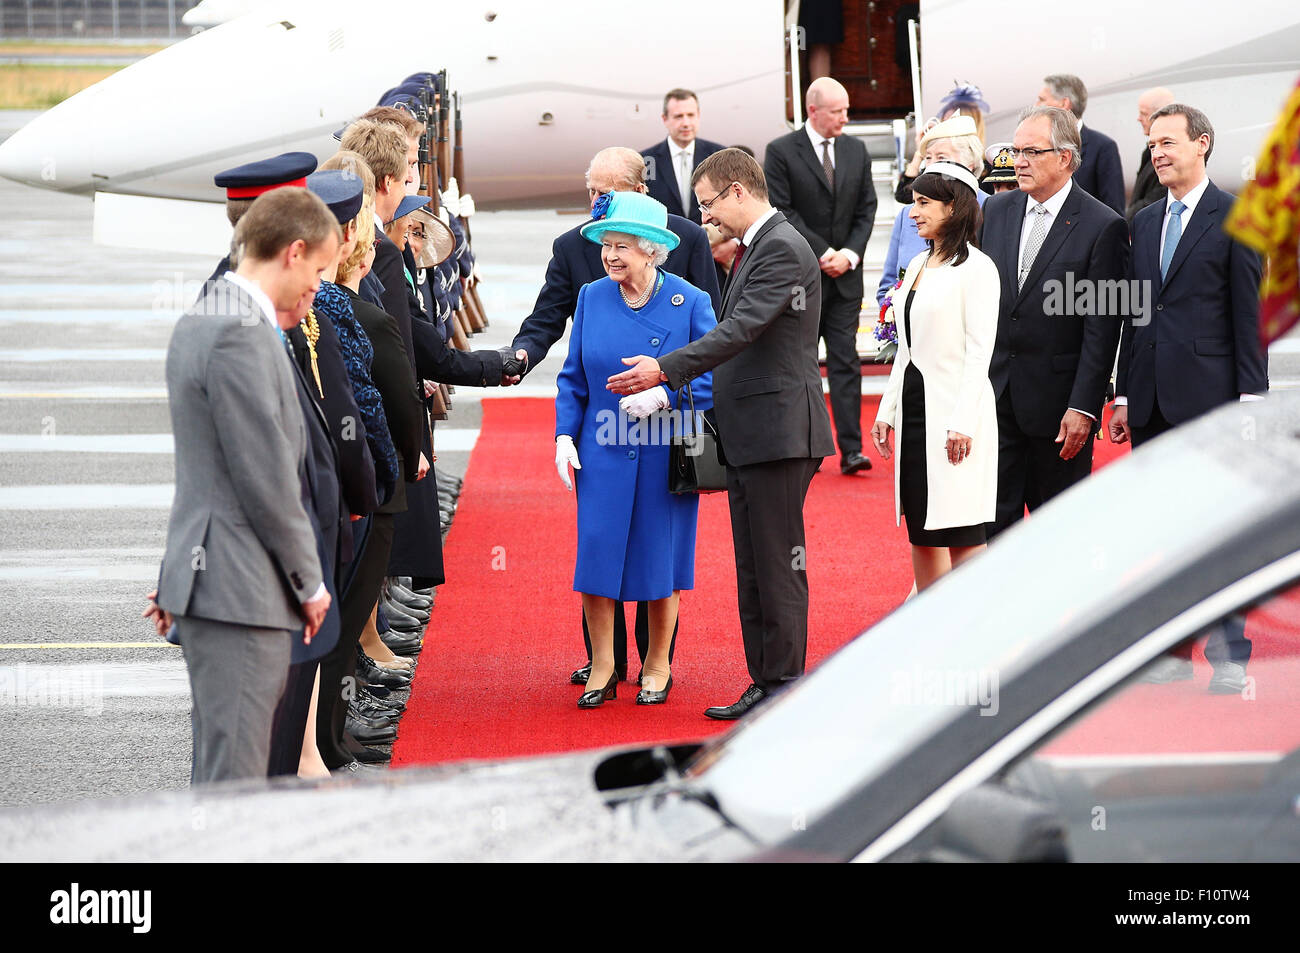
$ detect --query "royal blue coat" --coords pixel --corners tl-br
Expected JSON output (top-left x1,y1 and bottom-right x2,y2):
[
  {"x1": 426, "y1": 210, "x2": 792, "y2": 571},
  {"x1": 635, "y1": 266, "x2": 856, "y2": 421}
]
[{"x1": 555, "y1": 271, "x2": 715, "y2": 601}]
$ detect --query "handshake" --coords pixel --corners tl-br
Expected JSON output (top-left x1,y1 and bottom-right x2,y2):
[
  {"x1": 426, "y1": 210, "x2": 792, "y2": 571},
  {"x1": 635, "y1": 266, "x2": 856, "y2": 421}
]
[{"x1": 498, "y1": 347, "x2": 528, "y2": 385}]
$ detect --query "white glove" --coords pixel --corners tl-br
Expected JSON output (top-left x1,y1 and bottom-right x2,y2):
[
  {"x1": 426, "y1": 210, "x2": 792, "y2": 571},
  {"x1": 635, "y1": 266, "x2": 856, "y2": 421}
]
[
  {"x1": 619, "y1": 386, "x2": 670, "y2": 420},
  {"x1": 555, "y1": 435, "x2": 581, "y2": 491},
  {"x1": 459, "y1": 193, "x2": 476, "y2": 217},
  {"x1": 442, "y1": 178, "x2": 461, "y2": 217}
]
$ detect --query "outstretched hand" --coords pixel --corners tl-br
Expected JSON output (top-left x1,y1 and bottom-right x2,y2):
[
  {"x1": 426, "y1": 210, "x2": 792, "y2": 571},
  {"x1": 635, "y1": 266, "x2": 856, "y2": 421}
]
[{"x1": 607, "y1": 355, "x2": 665, "y2": 395}]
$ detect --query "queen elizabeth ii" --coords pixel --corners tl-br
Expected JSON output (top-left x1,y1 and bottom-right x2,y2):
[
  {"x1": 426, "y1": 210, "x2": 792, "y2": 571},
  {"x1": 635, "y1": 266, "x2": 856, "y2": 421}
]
[{"x1": 554, "y1": 191, "x2": 716, "y2": 708}]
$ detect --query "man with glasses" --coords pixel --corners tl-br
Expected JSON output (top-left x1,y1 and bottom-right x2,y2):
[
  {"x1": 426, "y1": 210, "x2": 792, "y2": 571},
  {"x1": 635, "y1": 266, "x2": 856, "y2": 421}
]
[
  {"x1": 506, "y1": 145, "x2": 719, "y2": 687},
  {"x1": 764, "y1": 77, "x2": 878, "y2": 476},
  {"x1": 979, "y1": 105, "x2": 1129, "y2": 537}
]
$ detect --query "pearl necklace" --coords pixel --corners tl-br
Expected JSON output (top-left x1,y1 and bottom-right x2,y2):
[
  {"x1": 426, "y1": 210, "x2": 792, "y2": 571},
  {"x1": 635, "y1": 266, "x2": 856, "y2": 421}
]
[{"x1": 619, "y1": 270, "x2": 655, "y2": 309}]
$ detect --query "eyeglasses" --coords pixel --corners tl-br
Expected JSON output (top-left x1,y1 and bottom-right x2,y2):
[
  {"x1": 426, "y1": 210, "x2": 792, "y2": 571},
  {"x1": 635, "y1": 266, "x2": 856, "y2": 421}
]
[
  {"x1": 697, "y1": 182, "x2": 735, "y2": 215},
  {"x1": 1009, "y1": 147, "x2": 1059, "y2": 160}
]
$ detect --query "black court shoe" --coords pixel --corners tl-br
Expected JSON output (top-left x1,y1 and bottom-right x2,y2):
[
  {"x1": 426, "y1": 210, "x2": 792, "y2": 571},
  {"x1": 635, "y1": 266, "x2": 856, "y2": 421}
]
[
  {"x1": 636, "y1": 675, "x2": 672, "y2": 705},
  {"x1": 569, "y1": 661, "x2": 628, "y2": 685},
  {"x1": 577, "y1": 671, "x2": 618, "y2": 709}
]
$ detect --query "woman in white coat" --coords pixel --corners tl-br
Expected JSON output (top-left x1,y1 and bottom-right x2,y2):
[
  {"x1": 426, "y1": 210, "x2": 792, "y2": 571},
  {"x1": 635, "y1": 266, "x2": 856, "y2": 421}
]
[{"x1": 871, "y1": 161, "x2": 1000, "y2": 590}]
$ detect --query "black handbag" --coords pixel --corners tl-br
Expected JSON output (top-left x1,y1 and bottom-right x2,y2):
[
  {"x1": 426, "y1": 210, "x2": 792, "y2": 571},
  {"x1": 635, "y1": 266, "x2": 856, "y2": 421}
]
[{"x1": 669, "y1": 385, "x2": 728, "y2": 494}]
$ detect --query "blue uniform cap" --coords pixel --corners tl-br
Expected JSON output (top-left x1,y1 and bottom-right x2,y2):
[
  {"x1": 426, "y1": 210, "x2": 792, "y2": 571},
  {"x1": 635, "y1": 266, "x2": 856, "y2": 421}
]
[
  {"x1": 392, "y1": 193, "x2": 432, "y2": 222},
  {"x1": 213, "y1": 151, "x2": 317, "y2": 197},
  {"x1": 306, "y1": 169, "x2": 365, "y2": 224}
]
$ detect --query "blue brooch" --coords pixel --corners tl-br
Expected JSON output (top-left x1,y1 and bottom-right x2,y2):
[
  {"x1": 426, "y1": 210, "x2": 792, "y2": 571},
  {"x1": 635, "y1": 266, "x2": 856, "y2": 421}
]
[
  {"x1": 671, "y1": 294, "x2": 684, "y2": 306},
  {"x1": 591, "y1": 193, "x2": 612, "y2": 220}
]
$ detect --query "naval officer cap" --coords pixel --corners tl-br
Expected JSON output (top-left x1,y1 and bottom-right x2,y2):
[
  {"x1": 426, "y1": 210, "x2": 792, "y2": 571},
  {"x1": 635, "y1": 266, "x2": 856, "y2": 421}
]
[
  {"x1": 213, "y1": 151, "x2": 317, "y2": 198},
  {"x1": 306, "y1": 170, "x2": 365, "y2": 224}
]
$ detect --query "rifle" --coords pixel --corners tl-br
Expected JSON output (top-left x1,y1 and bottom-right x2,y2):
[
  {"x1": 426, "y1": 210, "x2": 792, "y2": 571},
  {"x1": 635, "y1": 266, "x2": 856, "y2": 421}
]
[{"x1": 453, "y1": 90, "x2": 491, "y2": 332}]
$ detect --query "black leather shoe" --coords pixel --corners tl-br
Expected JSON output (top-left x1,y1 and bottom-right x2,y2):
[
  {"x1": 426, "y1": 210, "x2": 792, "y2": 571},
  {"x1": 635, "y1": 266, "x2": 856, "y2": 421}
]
[
  {"x1": 345, "y1": 716, "x2": 397, "y2": 745},
  {"x1": 636, "y1": 674, "x2": 673, "y2": 705},
  {"x1": 577, "y1": 671, "x2": 619, "y2": 709},
  {"x1": 348, "y1": 700, "x2": 397, "y2": 730},
  {"x1": 704, "y1": 684, "x2": 767, "y2": 720},
  {"x1": 359, "y1": 686, "x2": 404, "y2": 712},
  {"x1": 570, "y1": 661, "x2": 628, "y2": 685},
  {"x1": 383, "y1": 598, "x2": 429, "y2": 626},
  {"x1": 840, "y1": 451, "x2": 872, "y2": 475},
  {"x1": 351, "y1": 745, "x2": 391, "y2": 764},
  {"x1": 389, "y1": 583, "x2": 432, "y2": 610},
  {"x1": 382, "y1": 632, "x2": 423, "y2": 657},
  {"x1": 356, "y1": 651, "x2": 412, "y2": 689}
]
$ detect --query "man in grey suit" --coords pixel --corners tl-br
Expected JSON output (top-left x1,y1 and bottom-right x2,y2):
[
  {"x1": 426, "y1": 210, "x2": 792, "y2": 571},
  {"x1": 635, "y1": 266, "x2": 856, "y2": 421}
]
[
  {"x1": 144, "y1": 188, "x2": 339, "y2": 783},
  {"x1": 608, "y1": 148, "x2": 835, "y2": 720}
]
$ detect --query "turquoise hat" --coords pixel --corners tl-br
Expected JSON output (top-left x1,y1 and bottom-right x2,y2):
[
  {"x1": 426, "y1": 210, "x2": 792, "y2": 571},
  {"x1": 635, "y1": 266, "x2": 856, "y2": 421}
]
[{"x1": 580, "y1": 191, "x2": 680, "y2": 251}]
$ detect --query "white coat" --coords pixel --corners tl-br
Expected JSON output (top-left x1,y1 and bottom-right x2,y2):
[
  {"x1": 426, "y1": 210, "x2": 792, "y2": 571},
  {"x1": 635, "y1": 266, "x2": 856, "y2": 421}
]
[{"x1": 876, "y1": 245, "x2": 1000, "y2": 530}]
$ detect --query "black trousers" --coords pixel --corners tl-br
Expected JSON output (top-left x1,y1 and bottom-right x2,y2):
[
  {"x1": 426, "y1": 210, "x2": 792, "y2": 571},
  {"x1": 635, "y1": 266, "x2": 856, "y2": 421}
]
[
  {"x1": 267, "y1": 660, "x2": 317, "y2": 777},
  {"x1": 987, "y1": 393, "x2": 1094, "y2": 539},
  {"x1": 1133, "y1": 401, "x2": 1252, "y2": 666},
  {"x1": 727, "y1": 457, "x2": 821, "y2": 690},
  {"x1": 581, "y1": 604, "x2": 678, "y2": 673},
  {"x1": 820, "y1": 279, "x2": 863, "y2": 457},
  {"x1": 316, "y1": 512, "x2": 395, "y2": 768}
]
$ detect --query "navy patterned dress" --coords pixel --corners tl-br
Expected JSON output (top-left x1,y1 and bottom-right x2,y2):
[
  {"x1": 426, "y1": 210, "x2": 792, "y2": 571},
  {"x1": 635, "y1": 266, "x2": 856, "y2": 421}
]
[{"x1": 313, "y1": 280, "x2": 400, "y2": 501}]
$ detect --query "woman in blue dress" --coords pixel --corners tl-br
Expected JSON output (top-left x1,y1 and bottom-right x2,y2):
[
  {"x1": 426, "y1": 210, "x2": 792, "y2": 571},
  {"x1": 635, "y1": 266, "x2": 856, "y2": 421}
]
[{"x1": 555, "y1": 192, "x2": 715, "y2": 708}]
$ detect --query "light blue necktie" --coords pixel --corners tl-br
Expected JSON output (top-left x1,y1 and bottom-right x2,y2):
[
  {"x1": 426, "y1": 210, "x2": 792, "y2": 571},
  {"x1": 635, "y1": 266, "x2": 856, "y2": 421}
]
[{"x1": 1160, "y1": 200, "x2": 1187, "y2": 281}]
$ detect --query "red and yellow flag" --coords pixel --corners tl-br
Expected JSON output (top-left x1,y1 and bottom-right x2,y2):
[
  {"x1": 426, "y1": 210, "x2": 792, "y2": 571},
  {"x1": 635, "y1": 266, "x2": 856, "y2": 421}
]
[{"x1": 1226, "y1": 76, "x2": 1300, "y2": 346}]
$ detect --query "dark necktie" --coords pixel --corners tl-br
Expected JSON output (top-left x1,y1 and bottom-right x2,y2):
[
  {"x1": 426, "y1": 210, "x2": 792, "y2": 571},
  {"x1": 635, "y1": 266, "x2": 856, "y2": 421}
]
[
  {"x1": 821, "y1": 139, "x2": 835, "y2": 189},
  {"x1": 732, "y1": 241, "x2": 746, "y2": 272}
]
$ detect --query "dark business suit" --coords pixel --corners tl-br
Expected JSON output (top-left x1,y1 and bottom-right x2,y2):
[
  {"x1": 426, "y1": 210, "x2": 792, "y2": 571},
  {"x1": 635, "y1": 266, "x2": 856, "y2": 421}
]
[
  {"x1": 1118, "y1": 181, "x2": 1267, "y2": 433},
  {"x1": 659, "y1": 211, "x2": 835, "y2": 689},
  {"x1": 764, "y1": 128, "x2": 877, "y2": 459},
  {"x1": 511, "y1": 208, "x2": 719, "y2": 674},
  {"x1": 268, "y1": 350, "x2": 346, "y2": 777},
  {"x1": 641, "y1": 137, "x2": 726, "y2": 225},
  {"x1": 287, "y1": 314, "x2": 378, "y2": 534},
  {"x1": 1076, "y1": 125, "x2": 1126, "y2": 217},
  {"x1": 315, "y1": 287, "x2": 426, "y2": 768},
  {"x1": 979, "y1": 181, "x2": 1129, "y2": 535},
  {"x1": 1125, "y1": 148, "x2": 1166, "y2": 226},
  {"x1": 1118, "y1": 180, "x2": 1264, "y2": 669}
]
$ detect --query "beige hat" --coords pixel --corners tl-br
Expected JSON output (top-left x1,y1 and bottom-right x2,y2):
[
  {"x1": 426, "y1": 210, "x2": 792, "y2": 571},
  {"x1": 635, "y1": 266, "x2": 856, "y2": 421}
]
[
  {"x1": 920, "y1": 114, "x2": 979, "y2": 150},
  {"x1": 410, "y1": 207, "x2": 456, "y2": 269}
]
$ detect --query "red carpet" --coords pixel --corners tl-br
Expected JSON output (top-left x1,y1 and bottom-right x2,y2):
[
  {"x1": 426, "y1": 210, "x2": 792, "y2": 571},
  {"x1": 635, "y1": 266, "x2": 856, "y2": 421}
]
[{"x1": 394, "y1": 398, "x2": 1295, "y2": 768}]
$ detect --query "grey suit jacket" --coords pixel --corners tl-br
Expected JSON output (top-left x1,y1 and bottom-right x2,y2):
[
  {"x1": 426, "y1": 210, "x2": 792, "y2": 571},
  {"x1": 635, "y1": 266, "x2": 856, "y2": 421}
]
[
  {"x1": 659, "y1": 211, "x2": 835, "y2": 467},
  {"x1": 157, "y1": 277, "x2": 323, "y2": 630}
]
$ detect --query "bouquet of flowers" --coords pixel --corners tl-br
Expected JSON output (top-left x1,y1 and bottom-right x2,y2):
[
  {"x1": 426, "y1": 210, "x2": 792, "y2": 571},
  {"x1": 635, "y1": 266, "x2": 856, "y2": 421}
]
[{"x1": 873, "y1": 270, "x2": 904, "y2": 363}]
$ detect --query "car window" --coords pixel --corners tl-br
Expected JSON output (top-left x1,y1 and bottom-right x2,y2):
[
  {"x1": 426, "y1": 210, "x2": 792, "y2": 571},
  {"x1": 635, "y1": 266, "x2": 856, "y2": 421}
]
[
  {"x1": 686, "y1": 439, "x2": 1277, "y2": 846},
  {"x1": 933, "y1": 581, "x2": 1300, "y2": 862}
]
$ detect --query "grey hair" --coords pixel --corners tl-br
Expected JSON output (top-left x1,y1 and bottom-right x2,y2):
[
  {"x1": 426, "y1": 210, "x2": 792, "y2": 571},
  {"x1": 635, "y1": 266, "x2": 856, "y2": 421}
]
[
  {"x1": 1148, "y1": 103, "x2": 1215, "y2": 162},
  {"x1": 1018, "y1": 105, "x2": 1082, "y2": 172},
  {"x1": 586, "y1": 146, "x2": 646, "y2": 190},
  {"x1": 635, "y1": 236, "x2": 670, "y2": 268},
  {"x1": 1043, "y1": 73, "x2": 1088, "y2": 118},
  {"x1": 923, "y1": 135, "x2": 985, "y2": 177}
]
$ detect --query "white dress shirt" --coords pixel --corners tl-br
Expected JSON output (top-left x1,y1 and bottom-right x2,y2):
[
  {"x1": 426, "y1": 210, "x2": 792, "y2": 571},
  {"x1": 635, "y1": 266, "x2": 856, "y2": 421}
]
[
  {"x1": 742, "y1": 207, "x2": 779, "y2": 248},
  {"x1": 223, "y1": 270, "x2": 278, "y2": 329},
  {"x1": 669, "y1": 137, "x2": 695, "y2": 212},
  {"x1": 803, "y1": 123, "x2": 860, "y2": 270},
  {"x1": 1017, "y1": 177, "x2": 1072, "y2": 264}
]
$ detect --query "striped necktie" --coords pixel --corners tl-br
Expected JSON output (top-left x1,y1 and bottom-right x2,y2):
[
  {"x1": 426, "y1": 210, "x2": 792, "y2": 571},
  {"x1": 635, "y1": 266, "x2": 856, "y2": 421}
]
[{"x1": 821, "y1": 140, "x2": 835, "y2": 189}]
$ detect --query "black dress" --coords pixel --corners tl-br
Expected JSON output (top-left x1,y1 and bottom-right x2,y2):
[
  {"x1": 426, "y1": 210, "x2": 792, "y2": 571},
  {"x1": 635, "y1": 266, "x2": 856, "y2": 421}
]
[{"x1": 899, "y1": 289, "x2": 987, "y2": 548}]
